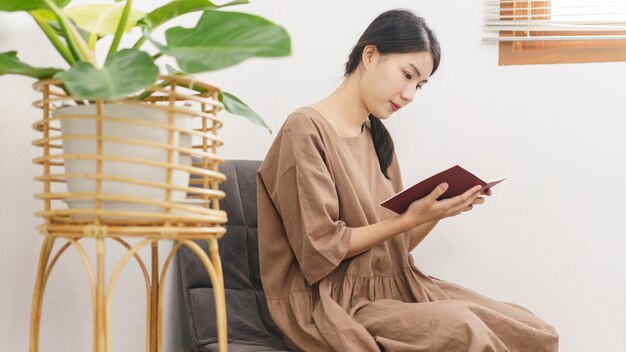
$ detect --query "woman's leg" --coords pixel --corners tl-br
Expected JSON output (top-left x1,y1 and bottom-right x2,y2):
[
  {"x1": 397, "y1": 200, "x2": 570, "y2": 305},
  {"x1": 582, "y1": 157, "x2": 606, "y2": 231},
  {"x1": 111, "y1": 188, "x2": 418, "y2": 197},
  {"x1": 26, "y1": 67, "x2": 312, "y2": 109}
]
[{"x1": 352, "y1": 298, "x2": 558, "y2": 352}]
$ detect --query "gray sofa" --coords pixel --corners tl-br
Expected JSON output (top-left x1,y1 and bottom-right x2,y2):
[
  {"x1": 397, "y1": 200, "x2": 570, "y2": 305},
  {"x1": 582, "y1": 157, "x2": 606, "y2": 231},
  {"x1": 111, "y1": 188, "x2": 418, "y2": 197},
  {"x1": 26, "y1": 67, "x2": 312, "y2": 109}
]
[{"x1": 178, "y1": 160, "x2": 292, "y2": 352}]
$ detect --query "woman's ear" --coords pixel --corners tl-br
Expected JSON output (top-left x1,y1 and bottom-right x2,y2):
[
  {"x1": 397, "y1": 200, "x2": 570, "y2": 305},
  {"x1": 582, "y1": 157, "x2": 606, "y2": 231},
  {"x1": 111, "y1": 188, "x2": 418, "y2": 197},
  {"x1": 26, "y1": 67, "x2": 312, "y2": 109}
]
[{"x1": 361, "y1": 45, "x2": 378, "y2": 69}]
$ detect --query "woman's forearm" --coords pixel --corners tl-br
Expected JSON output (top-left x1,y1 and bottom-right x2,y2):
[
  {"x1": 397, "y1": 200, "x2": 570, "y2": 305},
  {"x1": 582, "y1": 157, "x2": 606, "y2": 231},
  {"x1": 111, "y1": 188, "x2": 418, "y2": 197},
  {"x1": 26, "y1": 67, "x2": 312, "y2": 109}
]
[
  {"x1": 407, "y1": 220, "x2": 439, "y2": 252},
  {"x1": 344, "y1": 178, "x2": 485, "y2": 259},
  {"x1": 345, "y1": 215, "x2": 413, "y2": 259}
]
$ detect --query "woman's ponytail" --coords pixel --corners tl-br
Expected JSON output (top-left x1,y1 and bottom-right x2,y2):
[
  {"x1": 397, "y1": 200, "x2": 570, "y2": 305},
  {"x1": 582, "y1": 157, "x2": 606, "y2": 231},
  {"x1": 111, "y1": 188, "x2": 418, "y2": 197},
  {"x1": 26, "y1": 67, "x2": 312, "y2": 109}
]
[{"x1": 368, "y1": 115, "x2": 394, "y2": 180}]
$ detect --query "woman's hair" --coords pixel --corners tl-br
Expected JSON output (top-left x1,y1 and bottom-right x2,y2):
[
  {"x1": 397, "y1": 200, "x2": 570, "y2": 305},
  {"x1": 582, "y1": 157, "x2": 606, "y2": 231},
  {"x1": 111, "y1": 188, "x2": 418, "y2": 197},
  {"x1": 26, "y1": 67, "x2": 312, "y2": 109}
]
[{"x1": 344, "y1": 9, "x2": 441, "y2": 180}]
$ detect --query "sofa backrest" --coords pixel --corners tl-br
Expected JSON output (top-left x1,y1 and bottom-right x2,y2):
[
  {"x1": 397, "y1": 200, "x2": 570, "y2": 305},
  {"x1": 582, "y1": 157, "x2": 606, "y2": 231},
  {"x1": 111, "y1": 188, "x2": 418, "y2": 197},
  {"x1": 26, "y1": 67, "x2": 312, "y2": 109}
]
[{"x1": 178, "y1": 160, "x2": 288, "y2": 350}]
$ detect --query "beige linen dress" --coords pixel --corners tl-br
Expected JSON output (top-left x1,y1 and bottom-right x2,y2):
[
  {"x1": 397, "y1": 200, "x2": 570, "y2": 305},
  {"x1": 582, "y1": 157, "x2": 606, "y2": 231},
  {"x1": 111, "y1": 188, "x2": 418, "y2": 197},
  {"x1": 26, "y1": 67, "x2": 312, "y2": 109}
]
[{"x1": 256, "y1": 106, "x2": 559, "y2": 352}]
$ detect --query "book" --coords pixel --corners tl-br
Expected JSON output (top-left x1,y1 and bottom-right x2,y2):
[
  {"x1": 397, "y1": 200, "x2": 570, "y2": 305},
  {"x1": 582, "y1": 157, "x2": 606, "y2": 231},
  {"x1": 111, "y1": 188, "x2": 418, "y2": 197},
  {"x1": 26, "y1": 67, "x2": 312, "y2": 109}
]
[{"x1": 380, "y1": 165, "x2": 506, "y2": 214}]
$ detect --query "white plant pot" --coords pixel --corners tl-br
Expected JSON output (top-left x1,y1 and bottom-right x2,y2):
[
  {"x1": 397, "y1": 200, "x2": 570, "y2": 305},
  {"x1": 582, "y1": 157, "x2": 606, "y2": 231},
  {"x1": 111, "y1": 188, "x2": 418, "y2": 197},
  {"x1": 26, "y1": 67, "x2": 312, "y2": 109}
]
[{"x1": 54, "y1": 103, "x2": 194, "y2": 217}]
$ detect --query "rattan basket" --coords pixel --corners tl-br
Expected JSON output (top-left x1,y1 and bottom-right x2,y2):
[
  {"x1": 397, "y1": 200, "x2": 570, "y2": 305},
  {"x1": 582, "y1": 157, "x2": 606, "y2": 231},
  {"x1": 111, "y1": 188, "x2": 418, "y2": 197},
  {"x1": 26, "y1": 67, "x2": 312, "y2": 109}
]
[{"x1": 29, "y1": 75, "x2": 229, "y2": 352}]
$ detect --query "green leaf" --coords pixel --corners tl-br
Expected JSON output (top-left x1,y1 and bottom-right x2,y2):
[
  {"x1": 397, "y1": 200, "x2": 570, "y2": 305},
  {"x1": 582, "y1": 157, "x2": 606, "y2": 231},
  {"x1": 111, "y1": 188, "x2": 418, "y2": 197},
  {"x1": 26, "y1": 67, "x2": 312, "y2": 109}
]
[
  {"x1": 64, "y1": 4, "x2": 144, "y2": 36},
  {"x1": 220, "y1": 92, "x2": 271, "y2": 133},
  {"x1": 55, "y1": 49, "x2": 158, "y2": 100},
  {"x1": 0, "y1": 0, "x2": 70, "y2": 11},
  {"x1": 0, "y1": 51, "x2": 61, "y2": 79},
  {"x1": 149, "y1": 10, "x2": 290, "y2": 73},
  {"x1": 138, "y1": 0, "x2": 249, "y2": 30}
]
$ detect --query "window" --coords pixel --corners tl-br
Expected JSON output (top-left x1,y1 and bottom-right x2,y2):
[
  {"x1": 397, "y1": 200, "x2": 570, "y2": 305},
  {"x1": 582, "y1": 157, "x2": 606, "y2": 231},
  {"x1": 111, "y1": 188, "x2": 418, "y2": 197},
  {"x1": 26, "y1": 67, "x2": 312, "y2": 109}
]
[{"x1": 484, "y1": 0, "x2": 626, "y2": 65}]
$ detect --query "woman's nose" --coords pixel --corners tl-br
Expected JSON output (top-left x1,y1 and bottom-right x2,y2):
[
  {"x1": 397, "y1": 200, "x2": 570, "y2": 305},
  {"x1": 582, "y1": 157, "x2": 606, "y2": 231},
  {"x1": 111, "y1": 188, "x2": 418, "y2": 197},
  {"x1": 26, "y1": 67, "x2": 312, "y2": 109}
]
[{"x1": 400, "y1": 86, "x2": 415, "y2": 103}]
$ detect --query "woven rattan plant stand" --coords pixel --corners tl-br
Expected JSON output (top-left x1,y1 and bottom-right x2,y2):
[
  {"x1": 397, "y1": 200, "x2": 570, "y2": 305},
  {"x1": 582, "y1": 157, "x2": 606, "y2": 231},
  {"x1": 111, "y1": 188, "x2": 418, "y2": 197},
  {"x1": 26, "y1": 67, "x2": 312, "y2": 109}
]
[{"x1": 29, "y1": 76, "x2": 228, "y2": 352}]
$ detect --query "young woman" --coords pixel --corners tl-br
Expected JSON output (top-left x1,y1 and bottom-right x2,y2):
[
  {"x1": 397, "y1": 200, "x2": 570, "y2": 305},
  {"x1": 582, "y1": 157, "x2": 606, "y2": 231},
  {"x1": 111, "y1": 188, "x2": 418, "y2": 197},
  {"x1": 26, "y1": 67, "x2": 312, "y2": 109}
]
[{"x1": 257, "y1": 9, "x2": 558, "y2": 352}]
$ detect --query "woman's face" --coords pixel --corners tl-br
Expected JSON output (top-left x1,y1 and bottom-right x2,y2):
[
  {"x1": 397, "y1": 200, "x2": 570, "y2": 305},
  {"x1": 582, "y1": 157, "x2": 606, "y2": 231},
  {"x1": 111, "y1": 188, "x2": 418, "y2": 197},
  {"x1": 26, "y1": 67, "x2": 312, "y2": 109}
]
[{"x1": 359, "y1": 47, "x2": 434, "y2": 119}]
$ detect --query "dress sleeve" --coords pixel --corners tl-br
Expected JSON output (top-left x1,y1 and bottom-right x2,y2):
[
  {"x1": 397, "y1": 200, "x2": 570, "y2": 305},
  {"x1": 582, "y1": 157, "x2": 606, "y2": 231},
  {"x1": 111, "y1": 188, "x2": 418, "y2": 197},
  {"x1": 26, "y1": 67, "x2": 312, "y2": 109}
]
[{"x1": 272, "y1": 119, "x2": 352, "y2": 285}]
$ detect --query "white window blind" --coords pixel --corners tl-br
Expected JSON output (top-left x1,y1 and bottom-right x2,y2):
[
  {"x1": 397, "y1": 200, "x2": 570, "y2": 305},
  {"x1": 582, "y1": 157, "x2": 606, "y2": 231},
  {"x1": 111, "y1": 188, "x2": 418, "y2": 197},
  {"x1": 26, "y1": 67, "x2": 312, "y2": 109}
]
[{"x1": 483, "y1": 0, "x2": 626, "y2": 42}]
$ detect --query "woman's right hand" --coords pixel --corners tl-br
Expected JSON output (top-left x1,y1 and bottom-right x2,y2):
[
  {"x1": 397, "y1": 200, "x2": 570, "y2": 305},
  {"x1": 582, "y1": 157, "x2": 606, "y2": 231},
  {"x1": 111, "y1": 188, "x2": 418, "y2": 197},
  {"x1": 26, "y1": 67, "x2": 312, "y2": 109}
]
[{"x1": 400, "y1": 183, "x2": 483, "y2": 229}]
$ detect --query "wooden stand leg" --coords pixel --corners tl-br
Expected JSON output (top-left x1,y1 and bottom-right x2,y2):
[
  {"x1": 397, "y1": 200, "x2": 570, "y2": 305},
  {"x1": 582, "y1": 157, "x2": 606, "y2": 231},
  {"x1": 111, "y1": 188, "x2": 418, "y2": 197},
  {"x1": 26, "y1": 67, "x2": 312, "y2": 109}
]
[
  {"x1": 208, "y1": 239, "x2": 227, "y2": 352},
  {"x1": 95, "y1": 238, "x2": 107, "y2": 352},
  {"x1": 29, "y1": 236, "x2": 55, "y2": 352},
  {"x1": 155, "y1": 241, "x2": 182, "y2": 352},
  {"x1": 28, "y1": 236, "x2": 228, "y2": 352},
  {"x1": 150, "y1": 241, "x2": 159, "y2": 352}
]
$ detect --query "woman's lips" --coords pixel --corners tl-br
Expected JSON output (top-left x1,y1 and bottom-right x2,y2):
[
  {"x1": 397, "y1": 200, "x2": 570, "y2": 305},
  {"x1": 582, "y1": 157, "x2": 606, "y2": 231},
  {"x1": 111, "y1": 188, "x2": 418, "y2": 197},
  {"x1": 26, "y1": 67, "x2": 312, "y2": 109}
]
[{"x1": 390, "y1": 101, "x2": 401, "y2": 112}]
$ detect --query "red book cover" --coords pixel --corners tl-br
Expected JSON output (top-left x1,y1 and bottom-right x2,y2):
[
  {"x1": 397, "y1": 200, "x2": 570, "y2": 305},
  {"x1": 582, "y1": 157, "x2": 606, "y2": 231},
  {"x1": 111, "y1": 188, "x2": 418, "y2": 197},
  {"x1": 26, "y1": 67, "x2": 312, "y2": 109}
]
[{"x1": 380, "y1": 165, "x2": 505, "y2": 214}]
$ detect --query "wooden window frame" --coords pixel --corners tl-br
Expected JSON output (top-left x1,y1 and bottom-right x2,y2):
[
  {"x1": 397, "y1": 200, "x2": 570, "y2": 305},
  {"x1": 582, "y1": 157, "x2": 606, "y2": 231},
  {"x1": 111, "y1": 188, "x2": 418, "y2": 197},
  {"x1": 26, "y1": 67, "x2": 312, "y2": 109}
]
[{"x1": 499, "y1": 1, "x2": 626, "y2": 65}]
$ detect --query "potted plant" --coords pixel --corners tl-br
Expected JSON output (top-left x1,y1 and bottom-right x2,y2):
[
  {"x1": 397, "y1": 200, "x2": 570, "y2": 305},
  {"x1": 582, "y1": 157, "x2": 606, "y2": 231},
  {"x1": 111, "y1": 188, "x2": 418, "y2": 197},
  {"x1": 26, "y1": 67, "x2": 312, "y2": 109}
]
[{"x1": 0, "y1": 0, "x2": 290, "y2": 216}]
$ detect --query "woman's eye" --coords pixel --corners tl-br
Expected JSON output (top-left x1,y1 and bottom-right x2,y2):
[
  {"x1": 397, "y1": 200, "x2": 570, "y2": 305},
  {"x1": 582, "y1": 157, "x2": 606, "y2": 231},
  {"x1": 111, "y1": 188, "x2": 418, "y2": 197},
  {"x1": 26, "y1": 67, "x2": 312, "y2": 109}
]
[
  {"x1": 403, "y1": 71, "x2": 412, "y2": 79},
  {"x1": 416, "y1": 85, "x2": 422, "y2": 90}
]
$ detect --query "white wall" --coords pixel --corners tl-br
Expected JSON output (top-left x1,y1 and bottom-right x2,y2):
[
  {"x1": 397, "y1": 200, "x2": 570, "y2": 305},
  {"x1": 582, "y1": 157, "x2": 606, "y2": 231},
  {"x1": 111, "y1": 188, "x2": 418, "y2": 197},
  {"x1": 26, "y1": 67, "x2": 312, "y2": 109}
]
[{"x1": 1, "y1": 1, "x2": 625, "y2": 351}]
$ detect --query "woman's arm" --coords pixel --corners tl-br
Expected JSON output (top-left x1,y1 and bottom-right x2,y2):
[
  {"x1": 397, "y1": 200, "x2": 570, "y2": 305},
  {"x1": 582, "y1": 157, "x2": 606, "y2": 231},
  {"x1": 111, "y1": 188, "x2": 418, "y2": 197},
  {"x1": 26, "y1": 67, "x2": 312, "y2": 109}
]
[
  {"x1": 406, "y1": 188, "x2": 492, "y2": 252},
  {"x1": 345, "y1": 183, "x2": 483, "y2": 259},
  {"x1": 345, "y1": 215, "x2": 414, "y2": 258},
  {"x1": 407, "y1": 220, "x2": 439, "y2": 252}
]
